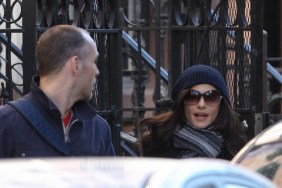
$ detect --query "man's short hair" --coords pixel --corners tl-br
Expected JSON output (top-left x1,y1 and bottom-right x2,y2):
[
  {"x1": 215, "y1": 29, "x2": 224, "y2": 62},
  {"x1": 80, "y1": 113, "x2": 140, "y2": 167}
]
[{"x1": 36, "y1": 25, "x2": 91, "y2": 76}]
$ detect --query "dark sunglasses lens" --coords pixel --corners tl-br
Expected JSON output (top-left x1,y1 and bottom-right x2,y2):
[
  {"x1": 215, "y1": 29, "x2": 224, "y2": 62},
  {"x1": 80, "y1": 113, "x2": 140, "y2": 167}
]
[
  {"x1": 184, "y1": 90, "x2": 201, "y2": 105},
  {"x1": 184, "y1": 90, "x2": 222, "y2": 106},
  {"x1": 203, "y1": 90, "x2": 221, "y2": 104}
]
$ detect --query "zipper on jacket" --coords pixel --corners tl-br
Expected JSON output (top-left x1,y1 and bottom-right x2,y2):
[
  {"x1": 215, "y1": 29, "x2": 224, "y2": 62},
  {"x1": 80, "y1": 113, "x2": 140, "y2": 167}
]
[{"x1": 63, "y1": 119, "x2": 79, "y2": 142}]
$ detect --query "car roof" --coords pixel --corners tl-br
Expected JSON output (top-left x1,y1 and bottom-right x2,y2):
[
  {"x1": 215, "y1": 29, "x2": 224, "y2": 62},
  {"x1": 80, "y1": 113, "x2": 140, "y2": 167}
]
[
  {"x1": 254, "y1": 120, "x2": 282, "y2": 145},
  {"x1": 233, "y1": 120, "x2": 282, "y2": 163}
]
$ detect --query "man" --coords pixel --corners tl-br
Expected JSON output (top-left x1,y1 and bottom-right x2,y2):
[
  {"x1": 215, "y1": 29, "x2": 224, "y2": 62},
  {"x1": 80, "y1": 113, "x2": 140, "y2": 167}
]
[{"x1": 0, "y1": 25, "x2": 115, "y2": 157}]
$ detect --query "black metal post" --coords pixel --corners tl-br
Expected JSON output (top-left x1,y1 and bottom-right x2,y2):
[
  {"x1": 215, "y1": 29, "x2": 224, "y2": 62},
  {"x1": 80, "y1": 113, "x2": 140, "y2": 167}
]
[{"x1": 22, "y1": 0, "x2": 37, "y2": 94}]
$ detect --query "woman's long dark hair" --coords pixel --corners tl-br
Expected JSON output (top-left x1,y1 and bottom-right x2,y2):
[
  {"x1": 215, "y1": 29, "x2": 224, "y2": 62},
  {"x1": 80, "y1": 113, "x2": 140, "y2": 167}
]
[
  {"x1": 140, "y1": 89, "x2": 192, "y2": 156},
  {"x1": 140, "y1": 89, "x2": 247, "y2": 157},
  {"x1": 214, "y1": 98, "x2": 247, "y2": 155}
]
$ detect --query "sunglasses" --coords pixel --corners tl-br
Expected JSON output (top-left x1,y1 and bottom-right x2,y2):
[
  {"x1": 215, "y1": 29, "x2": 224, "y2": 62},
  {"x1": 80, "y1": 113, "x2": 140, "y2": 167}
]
[{"x1": 184, "y1": 89, "x2": 222, "y2": 106}]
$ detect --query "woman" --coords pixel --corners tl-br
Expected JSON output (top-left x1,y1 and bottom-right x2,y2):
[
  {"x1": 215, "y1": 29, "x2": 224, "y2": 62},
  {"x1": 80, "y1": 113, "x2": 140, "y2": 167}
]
[{"x1": 140, "y1": 64, "x2": 247, "y2": 160}]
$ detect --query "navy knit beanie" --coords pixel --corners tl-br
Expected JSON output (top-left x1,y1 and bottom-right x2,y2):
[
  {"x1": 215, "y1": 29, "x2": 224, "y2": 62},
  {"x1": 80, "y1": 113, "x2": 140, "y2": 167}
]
[{"x1": 171, "y1": 65, "x2": 230, "y2": 103}]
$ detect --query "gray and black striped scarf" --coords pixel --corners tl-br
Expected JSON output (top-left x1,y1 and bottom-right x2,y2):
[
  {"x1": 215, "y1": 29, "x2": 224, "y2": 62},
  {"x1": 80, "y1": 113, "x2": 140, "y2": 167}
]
[{"x1": 173, "y1": 121, "x2": 223, "y2": 158}]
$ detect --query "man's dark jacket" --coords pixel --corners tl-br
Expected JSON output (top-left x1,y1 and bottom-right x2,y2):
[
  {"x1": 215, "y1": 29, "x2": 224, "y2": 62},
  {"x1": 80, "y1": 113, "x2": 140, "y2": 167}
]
[{"x1": 0, "y1": 76, "x2": 115, "y2": 157}]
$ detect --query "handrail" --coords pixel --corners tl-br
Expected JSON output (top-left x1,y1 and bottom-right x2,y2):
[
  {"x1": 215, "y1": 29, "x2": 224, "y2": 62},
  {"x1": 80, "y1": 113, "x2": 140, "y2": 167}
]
[
  {"x1": 262, "y1": 30, "x2": 282, "y2": 85},
  {"x1": 227, "y1": 30, "x2": 282, "y2": 85},
  {"x1": 120, "y1": 131, "x2": 138, "y2": 144},
  {"x1": 267, "y1": 63, "x2": 282, "y2": 84},
  {"x1": 122, "y1": 31, "x2": 168, "y2": 84}
]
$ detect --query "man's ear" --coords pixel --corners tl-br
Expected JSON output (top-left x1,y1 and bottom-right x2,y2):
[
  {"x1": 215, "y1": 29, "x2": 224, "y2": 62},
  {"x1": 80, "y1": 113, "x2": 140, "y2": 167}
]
[{"x1": 71, "y1": 56, "x2": 82, "y2": 74}]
